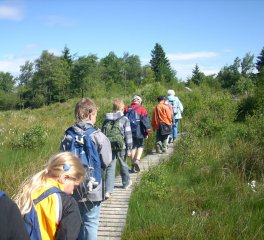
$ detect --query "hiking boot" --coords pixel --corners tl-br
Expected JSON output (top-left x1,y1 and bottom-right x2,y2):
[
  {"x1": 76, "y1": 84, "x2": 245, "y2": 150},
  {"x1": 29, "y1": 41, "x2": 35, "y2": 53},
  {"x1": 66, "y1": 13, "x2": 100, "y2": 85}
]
[
  {"x1": 156, "y1": 144, "x2": 162, "y2": 154},
  {"x1": 123, "y1": 180, "x2": 132, "y2": 190},
  {"x1": 105, "y1": 192, "x2": 111, "y2": 200},
  {"x1": 134, "y1": 160, "x2": 140, "y2": 172}
]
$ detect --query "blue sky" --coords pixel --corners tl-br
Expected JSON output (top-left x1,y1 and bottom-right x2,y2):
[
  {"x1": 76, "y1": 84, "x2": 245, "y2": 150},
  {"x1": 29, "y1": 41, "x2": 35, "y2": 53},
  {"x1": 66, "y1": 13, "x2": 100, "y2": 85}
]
[{"x1": 0, "y1": 0, "x2": 263, "y2": 81}]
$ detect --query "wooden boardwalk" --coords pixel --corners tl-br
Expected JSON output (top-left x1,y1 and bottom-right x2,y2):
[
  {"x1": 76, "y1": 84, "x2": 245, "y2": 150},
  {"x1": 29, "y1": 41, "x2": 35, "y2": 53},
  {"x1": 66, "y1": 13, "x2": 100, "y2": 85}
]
[{"x1": 98, "y1": 143, "x2": 175, "y2": 240}]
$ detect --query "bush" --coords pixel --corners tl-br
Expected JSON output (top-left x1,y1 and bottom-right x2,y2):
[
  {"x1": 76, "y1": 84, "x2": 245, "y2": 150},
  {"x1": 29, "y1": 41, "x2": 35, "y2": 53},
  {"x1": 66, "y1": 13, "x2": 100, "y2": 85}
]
[{"x1": 10, "y1": 124, "x2": 47, "y2": 149}]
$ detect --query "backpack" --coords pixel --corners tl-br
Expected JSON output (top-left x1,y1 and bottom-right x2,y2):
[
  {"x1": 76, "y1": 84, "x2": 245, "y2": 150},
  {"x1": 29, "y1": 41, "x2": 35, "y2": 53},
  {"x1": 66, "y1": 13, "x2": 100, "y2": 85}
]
[
  {"x1": 0, "y1": 191, "x2": 5, "y2": 198},
  {"x1": 102, "y1": 116, "x2": 124, "y2": 151},
  {"x1": 61, "y1": 127, "x2": 102, "y2": 200},
  {"x1": 168, "y1": 97, "x2": 179, "y2": 115},
  {"x1": 24, "y1": 187, "x2": 62, "y2": 240},
  {"x1": 125, "y1": 106, "x2": 141, "y2": 134}
]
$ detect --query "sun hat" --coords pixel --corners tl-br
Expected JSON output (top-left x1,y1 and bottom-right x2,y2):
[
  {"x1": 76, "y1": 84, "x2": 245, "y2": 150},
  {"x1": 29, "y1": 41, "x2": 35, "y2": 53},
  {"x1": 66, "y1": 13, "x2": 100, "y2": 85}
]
[{"x1": 167, "y1": 89, "x2": 175, "y2": 96}]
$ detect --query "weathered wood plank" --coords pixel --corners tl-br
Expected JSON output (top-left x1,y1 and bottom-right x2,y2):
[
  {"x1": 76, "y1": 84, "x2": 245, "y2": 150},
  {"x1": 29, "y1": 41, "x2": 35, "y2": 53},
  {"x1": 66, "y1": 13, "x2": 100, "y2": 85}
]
[{"x1": 97, "y1": 142, "x2": 176, "y2": 239}]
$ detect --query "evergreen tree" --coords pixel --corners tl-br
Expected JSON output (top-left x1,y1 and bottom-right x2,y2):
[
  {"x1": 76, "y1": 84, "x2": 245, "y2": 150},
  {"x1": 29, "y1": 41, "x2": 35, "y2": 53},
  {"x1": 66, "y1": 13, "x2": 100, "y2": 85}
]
[
  {"x1": 256, "y1": 47, "x2": 264, "y2": 73},
  {"x1": 190, "y1": 64, "x2": 205, "y2": 85},
  {"x1": 150, "y1": 43, "x2": 175, "y2": 82}
]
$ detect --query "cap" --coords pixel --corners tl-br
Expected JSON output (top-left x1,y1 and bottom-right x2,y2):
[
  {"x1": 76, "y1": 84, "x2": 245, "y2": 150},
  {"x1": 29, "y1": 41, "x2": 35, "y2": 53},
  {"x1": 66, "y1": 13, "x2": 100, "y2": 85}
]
[
  {"x1": 157, "y1": 96, "x2": 167, "y2": 102},
  {"x1": 132, "y1": 95, "x2": 142, "y2": 103}
]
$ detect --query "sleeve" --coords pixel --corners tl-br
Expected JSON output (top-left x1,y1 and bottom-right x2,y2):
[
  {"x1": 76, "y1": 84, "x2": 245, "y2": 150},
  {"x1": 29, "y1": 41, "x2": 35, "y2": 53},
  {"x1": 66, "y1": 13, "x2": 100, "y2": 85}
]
[
  {"x1": 124, "y1": 118, "x2": 133, "y2": 150},
  {"x1": 55, "y1": 195, "x2": 81, "y2": 240},
  {"x1": 94, "y1": 131, "x2": 112, "y2": 169},
  {"x1": 0, "y1": 196, "x2": 30, "y2": 240},
  {"x1": 141, "y1": 114, "x2": 151, "y2": 135},
  {"x1": 178, "y1": 100, "x2": 184, "y2": 113}
]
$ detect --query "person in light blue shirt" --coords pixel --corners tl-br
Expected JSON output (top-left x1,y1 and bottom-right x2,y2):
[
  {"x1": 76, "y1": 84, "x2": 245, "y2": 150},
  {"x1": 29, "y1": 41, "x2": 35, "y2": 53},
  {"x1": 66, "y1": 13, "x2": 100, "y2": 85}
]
[{"x1": 167, "y1": 89, "x2": 184, "y2": 141}]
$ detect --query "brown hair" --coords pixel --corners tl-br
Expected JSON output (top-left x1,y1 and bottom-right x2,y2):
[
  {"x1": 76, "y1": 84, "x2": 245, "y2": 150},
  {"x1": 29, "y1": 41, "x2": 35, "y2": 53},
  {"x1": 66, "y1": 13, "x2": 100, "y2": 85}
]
[{"x1": 75, "y1": 98, "x2": 98, "y2": 121}]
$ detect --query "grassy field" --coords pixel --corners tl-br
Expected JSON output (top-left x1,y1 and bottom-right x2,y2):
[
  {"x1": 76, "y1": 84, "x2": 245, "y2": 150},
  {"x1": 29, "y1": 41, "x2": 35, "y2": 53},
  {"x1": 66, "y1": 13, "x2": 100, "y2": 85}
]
[
  {"x1": 1, "y1": 83, "x2": 263, "y2": 239},
  {"x1": 122, "y1": 134, "x2": 264, "y2": 239}
]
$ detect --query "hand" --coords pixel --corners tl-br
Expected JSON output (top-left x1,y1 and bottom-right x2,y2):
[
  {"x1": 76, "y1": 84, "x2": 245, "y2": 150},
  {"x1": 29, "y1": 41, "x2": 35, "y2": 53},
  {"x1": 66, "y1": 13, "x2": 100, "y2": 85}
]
[{"x1": 144, "y1": 135, "x2": 149, "y2": 140}]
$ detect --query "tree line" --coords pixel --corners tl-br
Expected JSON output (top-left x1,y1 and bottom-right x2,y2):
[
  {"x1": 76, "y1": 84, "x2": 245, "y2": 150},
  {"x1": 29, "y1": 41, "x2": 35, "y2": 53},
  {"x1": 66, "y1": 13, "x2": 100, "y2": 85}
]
[{"x1": 0, "y1": 43, "x2": 264, "y2": 110}]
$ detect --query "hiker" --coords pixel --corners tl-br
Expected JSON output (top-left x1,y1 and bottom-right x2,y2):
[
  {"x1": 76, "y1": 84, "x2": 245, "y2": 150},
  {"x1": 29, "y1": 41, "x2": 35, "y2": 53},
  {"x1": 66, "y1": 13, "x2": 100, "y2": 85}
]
[
  {"x1": 60, "y1": 98, "x2": 112, "y2": 240},
  {"x1": 0, "y1": 191, "x2": 30, "y2": 240},
  {"x1": 14, "y1": 152, "x2": 85, "y2": 240},
  {"x1": 102, "y1": 98, "x2": 133, "y2": 199},
  {"x1": 151, "y1": 96, "x2": 172, "y2": 153},
  {"x1": 167, "y1": 89, "x2": 184, "y2": 141},
  {"x1": 124, "y1": 95, "x2": 151, "y2": 172},
  {"x1": 165, "y1": 97, "x2": 175, "y2": 145}
]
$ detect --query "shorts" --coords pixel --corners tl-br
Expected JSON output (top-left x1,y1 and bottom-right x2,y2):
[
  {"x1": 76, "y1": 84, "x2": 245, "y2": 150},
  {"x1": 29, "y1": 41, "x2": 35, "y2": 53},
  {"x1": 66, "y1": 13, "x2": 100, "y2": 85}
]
[{"x1": 132, "y1": 137, "x2": 144, "y2": 149}]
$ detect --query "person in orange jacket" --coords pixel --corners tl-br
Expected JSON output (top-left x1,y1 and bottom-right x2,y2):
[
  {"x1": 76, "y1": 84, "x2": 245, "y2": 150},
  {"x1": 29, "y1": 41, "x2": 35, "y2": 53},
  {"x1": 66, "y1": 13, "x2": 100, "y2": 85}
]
[{"x1": 151, "y1": 96, "x2": 172, "y2": 153}]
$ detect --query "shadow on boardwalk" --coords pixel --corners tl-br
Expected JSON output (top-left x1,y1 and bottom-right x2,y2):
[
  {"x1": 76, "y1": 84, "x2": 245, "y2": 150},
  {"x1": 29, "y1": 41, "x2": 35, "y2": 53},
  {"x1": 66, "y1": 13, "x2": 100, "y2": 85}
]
[{"x1": 98, "y1": 142, "x2": 176, "y2": 240}]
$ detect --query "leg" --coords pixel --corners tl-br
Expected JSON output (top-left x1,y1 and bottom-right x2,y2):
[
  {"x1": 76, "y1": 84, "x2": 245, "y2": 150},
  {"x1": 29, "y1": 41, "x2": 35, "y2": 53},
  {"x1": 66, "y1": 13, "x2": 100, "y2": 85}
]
[
  {"x1": 117, "y1": 150, "x2": 130, "y2": 187},
  {"x1": 105, "y1": 152, "x2": 117, "y2": 194},
  {"x1": 156, "y1": 129, "x2": 163, "y2": 153},
  {"x1": 78, "y1": 201, "x2": 101, "y2": 240},
  {"x1": 174, "y1": 119, "x2": 179, "y2": 139}
]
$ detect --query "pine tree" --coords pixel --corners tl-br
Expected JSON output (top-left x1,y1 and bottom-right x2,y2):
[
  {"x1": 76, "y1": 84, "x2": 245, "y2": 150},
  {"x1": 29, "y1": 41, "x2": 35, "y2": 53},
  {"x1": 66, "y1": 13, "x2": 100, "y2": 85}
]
[
  {"x1": 256, "y1": 47, "x2": 264, "y2": 73},
  {"x1": 150, "y1": 43, "x2": 175, "y2": 82}
]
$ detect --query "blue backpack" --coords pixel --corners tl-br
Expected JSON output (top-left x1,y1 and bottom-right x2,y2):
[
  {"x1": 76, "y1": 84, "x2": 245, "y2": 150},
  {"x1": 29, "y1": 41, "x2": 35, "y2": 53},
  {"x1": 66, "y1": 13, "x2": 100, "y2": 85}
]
[
  {"x1": 125, "y1": 106, "x2": 141, "y2": 134},
  {"x1": 0, "y1": 191, "x2": 5, "y2": 197},
  {"x1": 24, "y1": 187, "x2": 62, "y2": 240},
  {"x1": 61, "y1": 127, "x2": 102, "y2": 201}
]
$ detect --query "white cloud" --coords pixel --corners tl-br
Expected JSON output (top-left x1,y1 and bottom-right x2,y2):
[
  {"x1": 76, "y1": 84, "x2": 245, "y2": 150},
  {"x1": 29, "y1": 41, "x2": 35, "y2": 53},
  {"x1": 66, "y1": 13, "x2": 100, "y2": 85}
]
[
  {"x1": 171, "y1": 63, "x2": 220, "y2": 81},
  {"x1": 167, "y1": 51, "x2": 218, "y2": 61},
  {"x1": 0, "y1": 55, "x2": 37, "y2": 77},
  {"x1": 0, "y1": 4, "x2": 24, "y2": 21}
]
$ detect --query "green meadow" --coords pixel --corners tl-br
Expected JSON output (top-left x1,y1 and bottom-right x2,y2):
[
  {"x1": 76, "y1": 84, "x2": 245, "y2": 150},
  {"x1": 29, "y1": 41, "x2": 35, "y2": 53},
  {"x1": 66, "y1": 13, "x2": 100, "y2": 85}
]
[{"x1": 0, "y1": 82, "x2": 263, "y2": 239}]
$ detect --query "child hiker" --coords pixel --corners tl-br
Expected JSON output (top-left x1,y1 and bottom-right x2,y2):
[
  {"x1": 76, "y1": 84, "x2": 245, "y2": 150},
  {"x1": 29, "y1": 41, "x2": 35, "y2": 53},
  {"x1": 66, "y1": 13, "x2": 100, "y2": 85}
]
[
  {"x1": 60, "y1": 98, "x2": 112, "y2": 240},
  {"x1": 102, "y1": 98, "x2": 133, "y2": 200},
  {"x1": 15, "y1": 152, "x2": 85, "y2": 240}
]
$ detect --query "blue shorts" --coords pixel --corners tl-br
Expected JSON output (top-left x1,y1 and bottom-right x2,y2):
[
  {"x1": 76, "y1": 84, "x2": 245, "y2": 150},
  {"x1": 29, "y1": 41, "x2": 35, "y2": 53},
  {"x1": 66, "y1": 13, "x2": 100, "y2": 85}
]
[{"x1": 132, "y1": 137, "x2": 144, "y2": 149}]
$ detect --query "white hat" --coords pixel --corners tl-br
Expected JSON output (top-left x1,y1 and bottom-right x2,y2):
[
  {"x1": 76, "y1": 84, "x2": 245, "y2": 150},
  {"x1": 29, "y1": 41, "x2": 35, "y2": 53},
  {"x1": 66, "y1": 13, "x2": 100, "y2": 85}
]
[
  {"x1": 167, "y1": 89, "x2": 175, "y2": 96},
  {"x1": 132, "y1": 95, "x2": 142, "y2": 103}
]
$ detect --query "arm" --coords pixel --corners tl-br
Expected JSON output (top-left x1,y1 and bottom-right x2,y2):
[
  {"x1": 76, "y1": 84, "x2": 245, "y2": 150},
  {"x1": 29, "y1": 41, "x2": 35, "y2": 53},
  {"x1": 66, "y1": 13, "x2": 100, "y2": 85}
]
[
  {"x1": 55, "y1": 196, "x2": 81, "y2": 240},
  {"x1": 93, "y1": 131, "x2": 112, "y2": 169},
  {"x1": 124, "y1": 118, "x2": 133, "y2": 151},
  {"x1": 0, "y1": 195, "x2": 30, "y2": 240}
]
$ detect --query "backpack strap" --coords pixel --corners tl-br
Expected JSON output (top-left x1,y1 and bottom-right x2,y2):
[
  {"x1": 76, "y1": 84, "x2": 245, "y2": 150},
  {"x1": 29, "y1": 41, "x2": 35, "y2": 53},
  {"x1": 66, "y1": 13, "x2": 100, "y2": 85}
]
[{"x1": 33, "y1": 187, "x2": 62, "y2": 204}]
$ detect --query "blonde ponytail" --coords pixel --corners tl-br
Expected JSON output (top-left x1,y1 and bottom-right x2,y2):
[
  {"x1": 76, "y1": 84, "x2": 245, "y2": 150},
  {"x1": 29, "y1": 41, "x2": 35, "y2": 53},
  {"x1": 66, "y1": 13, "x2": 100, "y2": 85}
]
[{"x1": 15, "y1": 152, "x2": 85, "y2": 216}]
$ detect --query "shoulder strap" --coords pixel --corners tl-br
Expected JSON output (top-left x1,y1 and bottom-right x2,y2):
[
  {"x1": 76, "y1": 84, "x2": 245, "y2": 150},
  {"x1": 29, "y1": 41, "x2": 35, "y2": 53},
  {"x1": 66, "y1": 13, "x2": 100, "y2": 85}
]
[
  {"x1": 34, "y1": 187, "x2": 62, "y2": 204},
  {"x1": 84, "y1": 127, "x2": 96, "y2": 136}
]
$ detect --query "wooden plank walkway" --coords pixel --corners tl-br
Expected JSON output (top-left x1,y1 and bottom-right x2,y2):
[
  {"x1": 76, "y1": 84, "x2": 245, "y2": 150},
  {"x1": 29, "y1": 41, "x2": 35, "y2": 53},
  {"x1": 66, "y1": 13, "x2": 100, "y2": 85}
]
[{"x1": 98, "y1": 143, "x2": 176, "y2": 240}]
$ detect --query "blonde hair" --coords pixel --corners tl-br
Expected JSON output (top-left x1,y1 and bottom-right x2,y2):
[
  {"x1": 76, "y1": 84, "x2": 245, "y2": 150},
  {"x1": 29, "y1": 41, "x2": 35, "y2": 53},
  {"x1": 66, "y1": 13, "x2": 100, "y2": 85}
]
[
  {"x1": 75, "y1": 98, "x2": 98, "y2": 121},
  {"x1": 113, "y1": 98, "x2": 124, "y2": 112},
  {"x1": 15, "y1": 152, "x2": 85, "y2": 216}
]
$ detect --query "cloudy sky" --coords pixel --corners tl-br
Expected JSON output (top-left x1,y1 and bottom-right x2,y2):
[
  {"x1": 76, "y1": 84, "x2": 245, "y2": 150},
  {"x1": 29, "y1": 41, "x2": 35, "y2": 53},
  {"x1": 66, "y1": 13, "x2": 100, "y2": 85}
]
[{"x1": 0, "y1": 0, "x2": 263, "y2": 81}]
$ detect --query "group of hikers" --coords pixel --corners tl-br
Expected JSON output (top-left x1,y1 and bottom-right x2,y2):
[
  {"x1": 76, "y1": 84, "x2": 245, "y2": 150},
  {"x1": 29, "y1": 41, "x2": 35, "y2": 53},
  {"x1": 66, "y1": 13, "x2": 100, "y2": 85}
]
[{"x1": 0, "y1": 89, "x2": 183, "y2": 240}]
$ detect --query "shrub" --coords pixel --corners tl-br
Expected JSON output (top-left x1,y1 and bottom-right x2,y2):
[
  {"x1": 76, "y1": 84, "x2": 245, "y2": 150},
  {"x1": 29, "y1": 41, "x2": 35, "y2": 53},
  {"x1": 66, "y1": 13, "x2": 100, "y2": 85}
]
[{"x1": 10, "y1": 124, "x2": 47, "y2": 149}]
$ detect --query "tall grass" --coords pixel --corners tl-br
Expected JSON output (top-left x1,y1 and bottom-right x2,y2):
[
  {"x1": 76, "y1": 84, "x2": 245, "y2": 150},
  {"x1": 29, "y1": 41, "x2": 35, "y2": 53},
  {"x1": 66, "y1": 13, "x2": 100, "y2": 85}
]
[{"x1": 122, "y1": 84, "x2": 264, "y2": 239}]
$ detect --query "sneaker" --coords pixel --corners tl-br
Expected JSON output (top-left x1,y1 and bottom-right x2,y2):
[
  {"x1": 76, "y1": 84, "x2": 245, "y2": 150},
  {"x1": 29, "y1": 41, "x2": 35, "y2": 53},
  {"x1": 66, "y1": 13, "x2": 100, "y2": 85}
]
[
  {"x1": 123, "y1": 180, "x2": 132, "y2": 190},
  {"x1": 134, "y1": 160, "x2": 140, "y2": 172},
  {"x1": 105, "y1": 192, "x2": 111, "y2": 200}
]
